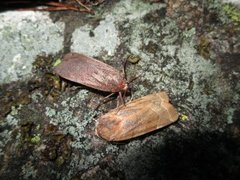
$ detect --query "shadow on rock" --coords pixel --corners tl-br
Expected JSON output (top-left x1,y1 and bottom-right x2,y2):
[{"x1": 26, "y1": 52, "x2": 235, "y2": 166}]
[{"x1": 122, "y1": 130, "x2": 240, "y2": 180}]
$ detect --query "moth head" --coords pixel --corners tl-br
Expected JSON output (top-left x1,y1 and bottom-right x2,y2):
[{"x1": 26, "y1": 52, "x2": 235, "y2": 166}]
[
  {"x1": 122, "y1": 81, "x2": 128, "y2": 92},
  {"x1": 121, "y1": 81, "x2": 132, "y2": 97}
]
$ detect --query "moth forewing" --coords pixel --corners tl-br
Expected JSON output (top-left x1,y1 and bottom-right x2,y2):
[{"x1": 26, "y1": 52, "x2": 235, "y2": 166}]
[
  {"x1": 54, "y1": 53, "x2": 128, "y2": 93},
  {"x1": 161, "y1": 101, "x2": 179, "y2": 122},
  {"x1": 96, "y1": 91, "x2": 179, "y2": 141}
]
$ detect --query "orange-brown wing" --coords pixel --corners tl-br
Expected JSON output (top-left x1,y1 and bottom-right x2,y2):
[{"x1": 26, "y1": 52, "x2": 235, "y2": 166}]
[
  {"x1": 54, "y1": 53, "x2": 125, "y2": 92},
  {"x1": 96, "y1": 92, "x2": 179, "y2": 141}
]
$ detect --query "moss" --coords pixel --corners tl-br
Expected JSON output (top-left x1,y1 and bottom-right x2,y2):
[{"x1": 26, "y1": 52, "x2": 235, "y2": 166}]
[
  {"x1": 53, "y1": 58, "x2": 62, "y2": 67},
  {"x1": 223, "y1": 3, "x2": 240, "y2": 24},
  {"x1": 196, "y1": 35, "x2": 211, "y2": 59},
  {"x1": 30, "y1": 134, "x2": 41, "y2": 144},
  {"x1": 127, "y1": 54, "x2": 141, "y2": 64},
  {"x1": 0, "y1": 82, "x2": 32, "y2": 118},
  {"x1": 180, "y1": 114, "x2": 189, "y2": 121}
]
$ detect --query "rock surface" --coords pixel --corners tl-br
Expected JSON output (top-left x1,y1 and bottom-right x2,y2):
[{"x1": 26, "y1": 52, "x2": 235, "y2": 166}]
[{"x1": 0, "y1": 0, "x2": 240, "y2": 179}]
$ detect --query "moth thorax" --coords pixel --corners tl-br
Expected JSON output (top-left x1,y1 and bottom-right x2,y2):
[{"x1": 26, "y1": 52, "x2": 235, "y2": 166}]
[{"x1": 119, "y1": 80, "x2": 128, "y2": 91}]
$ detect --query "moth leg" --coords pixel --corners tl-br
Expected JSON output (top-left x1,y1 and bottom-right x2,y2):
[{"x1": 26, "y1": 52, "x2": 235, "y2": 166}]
[
  {"x1": 104, "y1": 92, "x2": 115, "y2": 99},
  {"x1": 116, "y1": 94, "x2": 120, "y2": 107},
  {"x1": 94, "y1": 93, "x2": 115, "y2": 110},
  {"x1": 117, "y1": 91, "x2": 126, "y2": 107},
  {"x1": 129, "y1": 90, "x2": 134, "y2": 102}
]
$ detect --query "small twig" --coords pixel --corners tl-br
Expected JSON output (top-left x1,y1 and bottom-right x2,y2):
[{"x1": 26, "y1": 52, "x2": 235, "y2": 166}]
[
  {"x1": 14, "y1": 0, "x2": 96, "y2": 12},
  {"x1": 75, "y1": 0, "x2": 92, "y2": 13},
  {"x1": 3, "y1": 0, "x2": 105, "y2": 12},
  {"x1": 47, "y1": 2, "x2": 80, "y2": 11}
]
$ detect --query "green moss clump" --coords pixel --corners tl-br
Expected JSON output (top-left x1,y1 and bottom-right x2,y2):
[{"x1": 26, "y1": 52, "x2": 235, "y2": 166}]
[
  {"x1": 30, "y1": 134, "x2": 41, "y2": 144},
  {"x1": 223, "y1": 3, "x2": 240, "y2": 24},
  {"x1": 197, "y1": 35, "x2": 211, "y2": 59}
]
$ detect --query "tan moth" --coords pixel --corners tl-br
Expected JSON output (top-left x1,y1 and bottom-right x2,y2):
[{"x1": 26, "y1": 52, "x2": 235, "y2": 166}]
[{"x1": 96, "y1": 91, "x2": 179, "y2": 141}]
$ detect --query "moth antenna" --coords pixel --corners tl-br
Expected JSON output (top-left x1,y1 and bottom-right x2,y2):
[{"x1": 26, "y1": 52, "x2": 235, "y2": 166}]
[
  {"x1": 127, "y1": 74, "x2": 141, "y2": 84},
  {"x1": 127, "y1": 65, "x2": 151, "y2": 84},
  {"x1": 117, "y1": 91, "x2": 127, "y2": 107},
  {"x1": 125, "y1": 73, "x2": 141, "y2": 102},
  {"x1": 120, "y1": 58, "x2": 128, "y2": 80},
  {"x1": 129, "y1": 89, "x2": 134, "y2": 102}
]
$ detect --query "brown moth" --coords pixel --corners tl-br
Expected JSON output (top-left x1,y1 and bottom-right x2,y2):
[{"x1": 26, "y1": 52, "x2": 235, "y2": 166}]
[
  {"x1": 54, "y1": 52, "x2": 128, "y2": 95},
  {"x1": 96, "y1": 91, "x2": 179, "y2": 141}
]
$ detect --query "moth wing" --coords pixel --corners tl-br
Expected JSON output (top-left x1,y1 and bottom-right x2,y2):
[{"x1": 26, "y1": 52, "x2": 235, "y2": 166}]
[
  {"x1": 54, "y1": 53, "x2": 124, "y2": 92},
  {"x1": 96, "y1": 92, "x2": 179, "y2": 141},
  {"x1": 96, "y1": 102, "x2": 150, "y2": 141}
]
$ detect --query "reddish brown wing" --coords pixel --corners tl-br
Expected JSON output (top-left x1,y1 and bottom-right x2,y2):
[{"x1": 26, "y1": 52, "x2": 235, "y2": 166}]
[
  {"x1": 54, "y1": 53, "x2": 126, "y2": 92},
  {"x1": 96, "y1": 92, "x2": 179, "y2": 141}
]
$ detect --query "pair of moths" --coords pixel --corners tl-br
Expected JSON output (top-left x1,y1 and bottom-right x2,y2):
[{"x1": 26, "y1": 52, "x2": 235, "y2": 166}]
[{"x1": 55, "y1": 53, "x2": 179, "y2": 141}]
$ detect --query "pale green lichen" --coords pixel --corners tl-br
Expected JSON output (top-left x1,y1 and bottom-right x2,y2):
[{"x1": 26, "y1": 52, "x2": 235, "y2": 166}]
[
  {"x1": 21, "y1": 162, "x2": 37, "y2": 179},
  {"x1": 72, "y1": 0, "x2": 165, "y2": 58},
  {"x1": 226, "y1": 107, "x2": 236, "y2": 124},
  {"x1": 45, "y1": 90, "x2": 98, "y2": 149},
  {"x1": 10, "y1": 105, "x2": 22, "y2": 116},
  {"x1": 5, "y1": 115, "x2": 18, "y2": 127},
  {"x1": 31, "y1": 91, "x2": 44, "y2": 103},
  {"x1": 125, "y1": 4, "x2": 239, "y2": 131},
  {"x1": 0, "y1": 11, "x2": 65, "y2": 84},
  {"x1": 45, "y1": 107, "x2": 56, "y2": 118}
]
